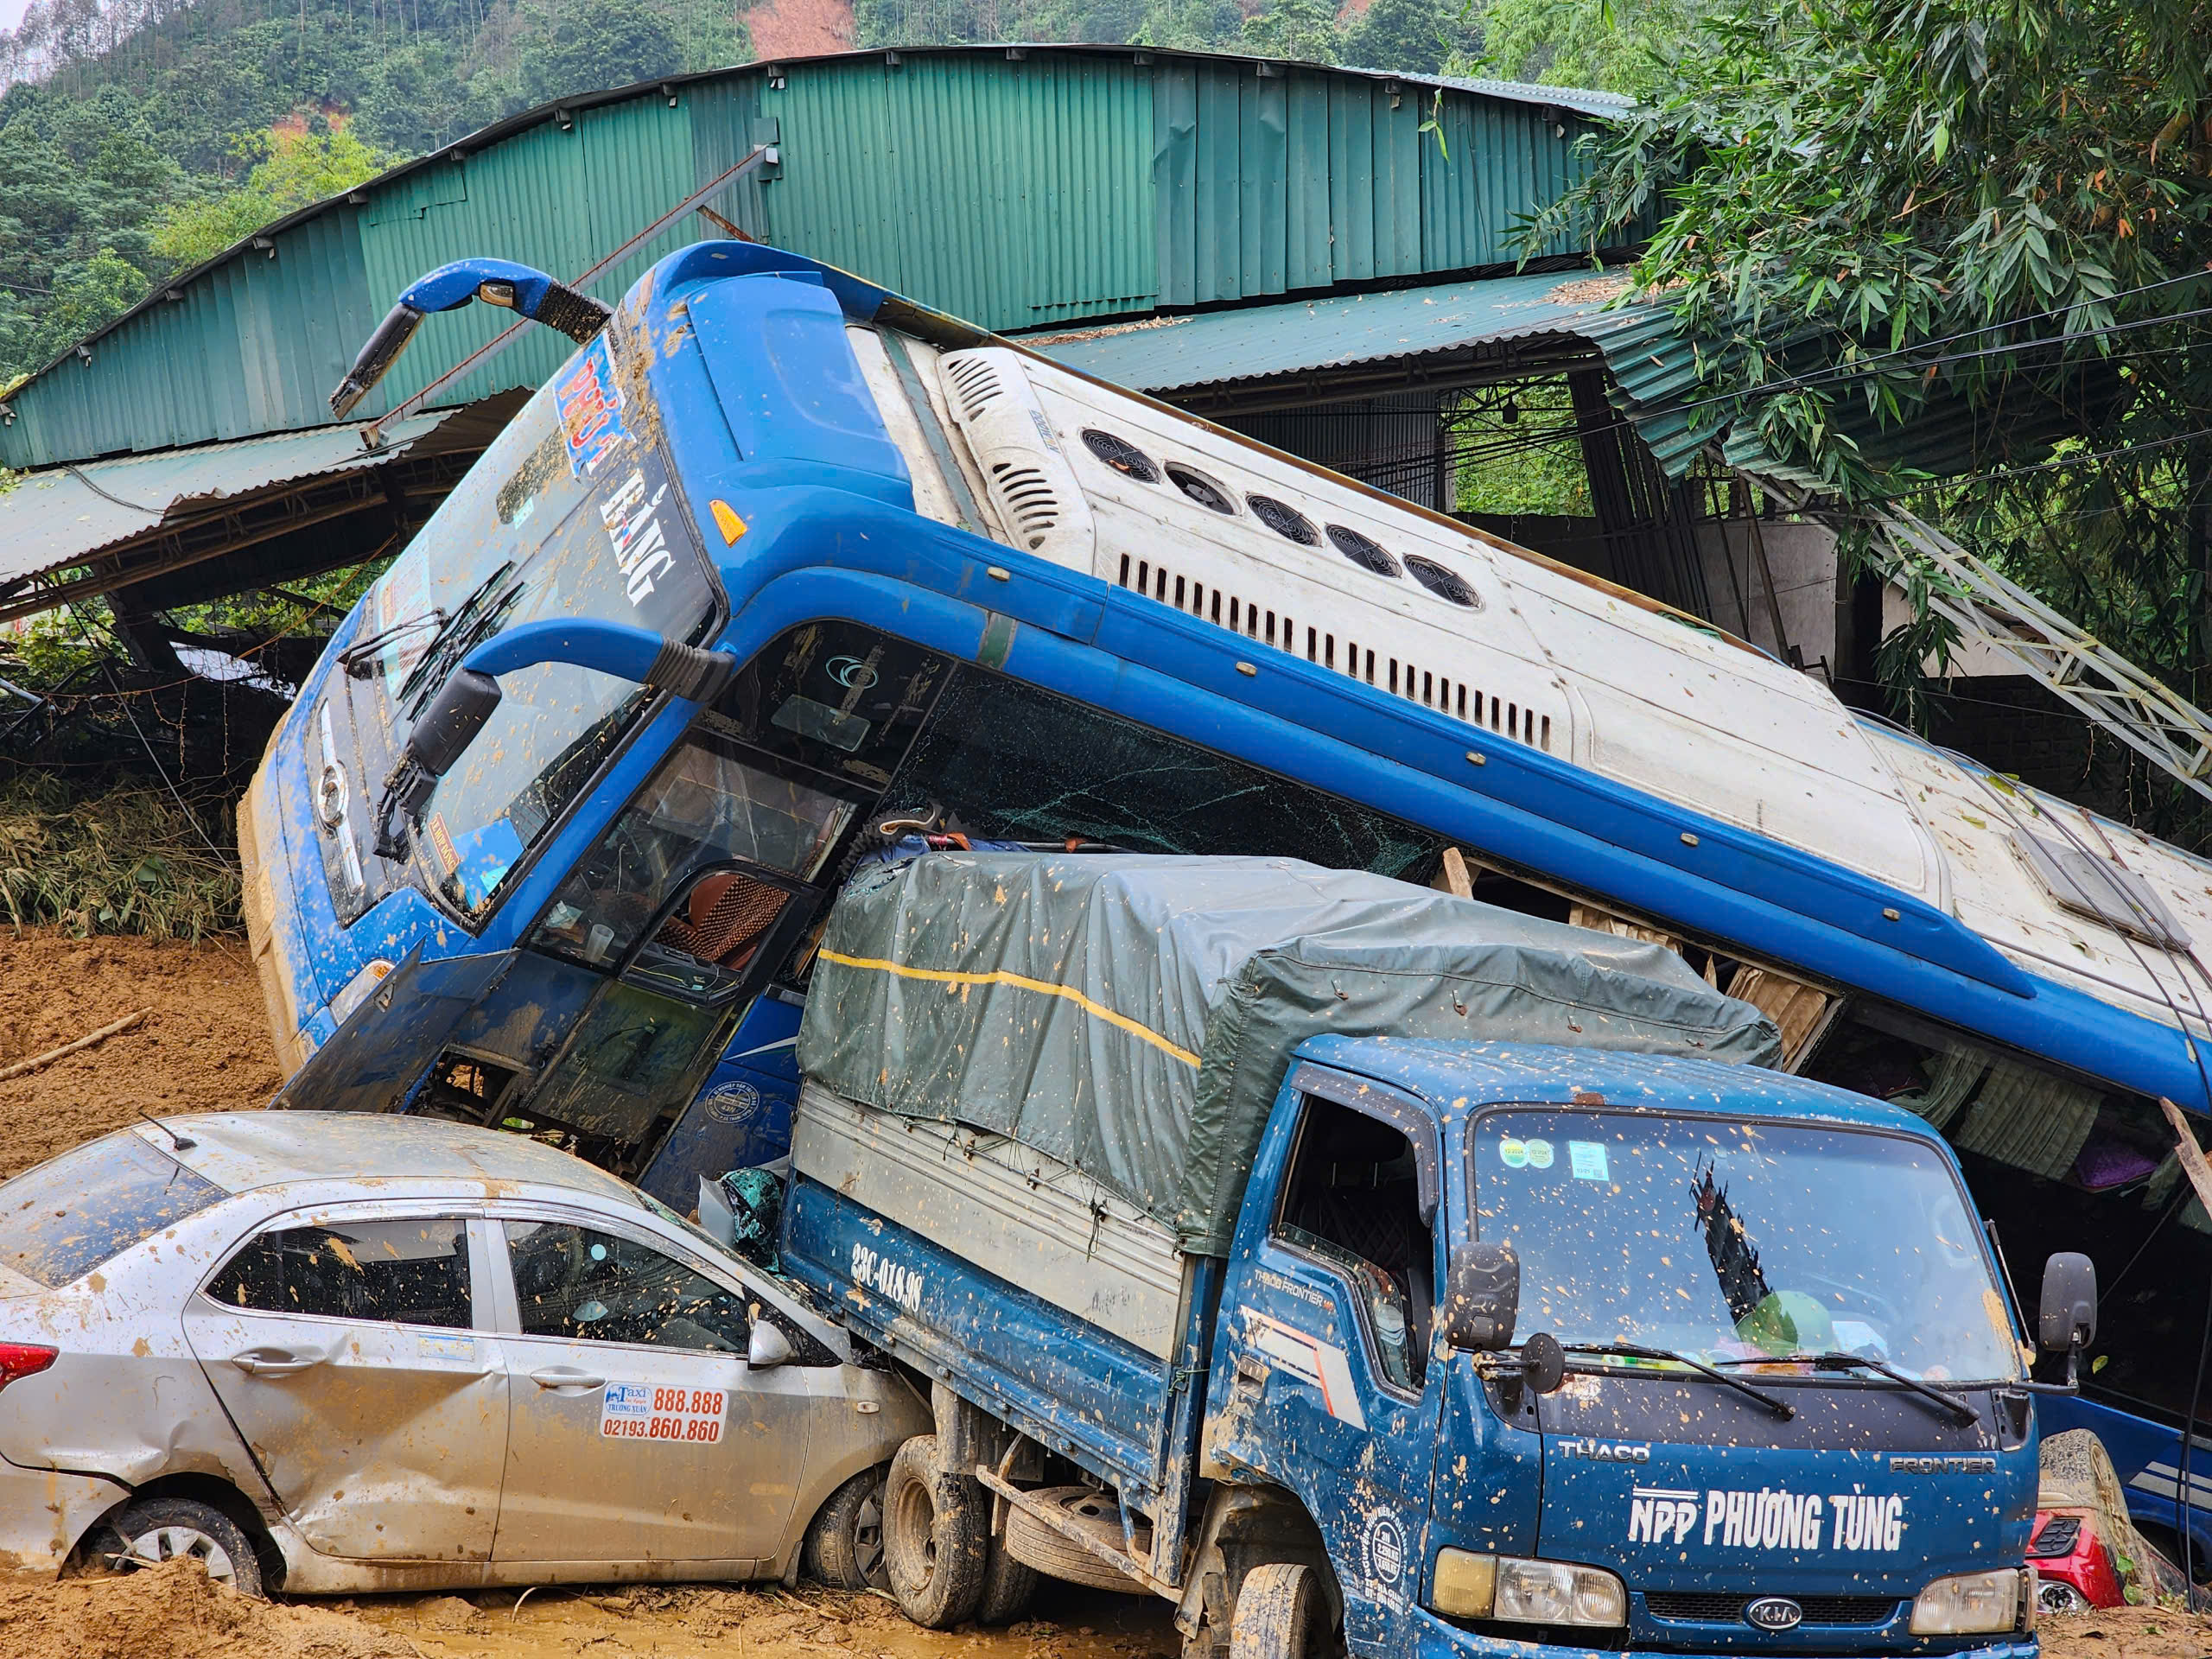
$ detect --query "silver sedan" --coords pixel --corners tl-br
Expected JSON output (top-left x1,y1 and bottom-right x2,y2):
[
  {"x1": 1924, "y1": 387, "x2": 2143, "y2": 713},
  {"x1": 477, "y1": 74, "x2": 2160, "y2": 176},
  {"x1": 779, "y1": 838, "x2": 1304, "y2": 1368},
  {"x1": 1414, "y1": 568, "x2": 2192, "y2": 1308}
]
[{"x1": 0, "y1": 1112, "x2": 923, "y2": 1595}]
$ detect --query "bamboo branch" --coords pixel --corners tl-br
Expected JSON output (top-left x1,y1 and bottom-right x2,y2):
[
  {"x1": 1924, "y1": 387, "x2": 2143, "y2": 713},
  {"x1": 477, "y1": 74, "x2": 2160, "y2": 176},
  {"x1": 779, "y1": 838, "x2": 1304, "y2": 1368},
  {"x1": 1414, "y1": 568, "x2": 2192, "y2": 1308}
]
[{"x1": 0, "y1": 1009, "x2": 148, "y2": 1084}]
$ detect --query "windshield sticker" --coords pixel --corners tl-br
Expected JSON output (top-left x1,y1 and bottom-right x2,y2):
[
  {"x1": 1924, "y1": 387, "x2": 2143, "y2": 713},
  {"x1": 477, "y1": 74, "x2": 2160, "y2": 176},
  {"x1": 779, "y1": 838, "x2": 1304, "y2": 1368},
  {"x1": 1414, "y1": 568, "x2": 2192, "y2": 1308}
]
[
  {"x1": 556, "y1": 335, "x2": 632, "y2": 478},
  {"x1": 1240, "y1": 1306, "x2": 1368, "y2": 1430},
  {"x1": 1499, "y1": 1137, "x2": 1529, "y2": 1170},
  {"x1": 597, "y1": 467, "x2": 679, "y2": 607},
  {"x1": 1569, "y1": 1141, "x2": 1610, "y2": 1181},
  {"x1": 1625, "y1": 1486, "x2": 1906, "y2": 1553},
  {"x1": 600, "y1": 1382, "x2": 728, "y2": 1443},
  {"x1": 1523, "y1": 1138, "x2": 1555, "y2": 1170}
]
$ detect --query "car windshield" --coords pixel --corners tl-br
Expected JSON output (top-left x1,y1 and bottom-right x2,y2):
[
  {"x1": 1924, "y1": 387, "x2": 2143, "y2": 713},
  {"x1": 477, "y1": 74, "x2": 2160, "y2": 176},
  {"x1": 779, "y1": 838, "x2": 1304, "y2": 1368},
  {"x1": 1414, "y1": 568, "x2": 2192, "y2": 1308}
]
[
  {"x1": 0, "y1": 1131, "x2": 228, "y2": 1288},
  {"x1": 1471, "y1": 1109, "x2": 2023, "y2": 1382},
  {"x1": 349, "y1": 330, "x2": 720, "y2": 917}
]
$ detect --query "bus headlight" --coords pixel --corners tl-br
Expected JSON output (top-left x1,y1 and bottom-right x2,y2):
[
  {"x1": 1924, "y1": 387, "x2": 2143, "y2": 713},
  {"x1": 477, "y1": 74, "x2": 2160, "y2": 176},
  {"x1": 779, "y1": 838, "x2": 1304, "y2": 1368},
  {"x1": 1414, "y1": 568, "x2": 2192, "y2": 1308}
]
[
  {"x1": 1910, "y1": 1568, "x2": 2028, "y2": 1635},
  {"x1": 1431, "y1": 1550, "x2": 1627, "y2": 1628}
]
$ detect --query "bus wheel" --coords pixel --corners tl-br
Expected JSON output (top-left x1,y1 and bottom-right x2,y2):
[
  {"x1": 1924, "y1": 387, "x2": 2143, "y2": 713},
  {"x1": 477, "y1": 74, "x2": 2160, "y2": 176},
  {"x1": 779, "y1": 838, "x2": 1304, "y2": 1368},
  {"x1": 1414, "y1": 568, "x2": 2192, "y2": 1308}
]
[
  {"x1": 882, "y1": 1435, "x2": 985, "y2": 1628},
  {"x1": 1229, "y1": 1562, "x2": 1335, "y2": 1659}
]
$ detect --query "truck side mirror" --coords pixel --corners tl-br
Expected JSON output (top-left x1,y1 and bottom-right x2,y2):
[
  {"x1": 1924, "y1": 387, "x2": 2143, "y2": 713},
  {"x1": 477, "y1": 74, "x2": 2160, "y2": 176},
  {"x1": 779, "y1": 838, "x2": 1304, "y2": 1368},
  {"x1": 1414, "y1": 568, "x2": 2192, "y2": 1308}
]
[
  {"x1": 2038, "y1": 1251, "x2": 2098, "y2": 1354},
  {"x1": 1441, "y1": 1240, "x2": 1520, "y2": 1351}
]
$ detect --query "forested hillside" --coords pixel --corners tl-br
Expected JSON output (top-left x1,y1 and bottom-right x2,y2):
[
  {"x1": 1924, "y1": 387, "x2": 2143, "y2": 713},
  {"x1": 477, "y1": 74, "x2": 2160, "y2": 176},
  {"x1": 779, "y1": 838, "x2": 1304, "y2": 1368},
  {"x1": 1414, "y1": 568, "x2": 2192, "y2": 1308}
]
[{"x1": 0, "y1": 0, "x2": 1662, "y2": 390}]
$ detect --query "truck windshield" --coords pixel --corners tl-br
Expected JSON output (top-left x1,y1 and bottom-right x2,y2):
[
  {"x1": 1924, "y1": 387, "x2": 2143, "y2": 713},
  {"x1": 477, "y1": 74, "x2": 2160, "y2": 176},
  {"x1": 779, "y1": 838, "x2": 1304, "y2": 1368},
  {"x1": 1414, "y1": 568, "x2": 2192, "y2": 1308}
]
[
  {"x1": 1472, "y1": 1109, "x2": 2022, "y2": 1383},
  {"x1": 349, "y1": 332, "x2": 720, "y2": 916}
]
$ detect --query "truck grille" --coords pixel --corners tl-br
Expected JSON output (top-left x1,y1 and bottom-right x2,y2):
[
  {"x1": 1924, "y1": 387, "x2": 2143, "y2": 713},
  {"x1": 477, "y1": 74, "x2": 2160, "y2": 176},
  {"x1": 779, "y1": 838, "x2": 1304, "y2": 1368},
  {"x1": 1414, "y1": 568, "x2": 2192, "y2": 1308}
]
[{"x1": 1644, "y1": 1592, "x2": 1903, "y2": 1626}]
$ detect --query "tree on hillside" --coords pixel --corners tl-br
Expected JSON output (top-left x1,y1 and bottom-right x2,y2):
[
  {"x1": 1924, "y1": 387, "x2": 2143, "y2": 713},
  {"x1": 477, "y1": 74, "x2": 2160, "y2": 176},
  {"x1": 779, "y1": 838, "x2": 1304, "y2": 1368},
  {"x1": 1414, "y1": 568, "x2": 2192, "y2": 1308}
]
[
  {"x1": 151, "y1": 125, "x2": 396, "y2": 267},
  {"x1": 0, "y1": 83, "x2": 182, "y2": 385},
  {"x1": 1242, "y1": 0, "x2": 1340, "y2": 61},
  {"x1": 1476, "y1": 0, "x2": 1707, "y2": 95},
  {"x1": 1530, "y1": 0, "x2": 2212, "y2": 837},
  {"x1": 1337, "y1": 0, "x2": 1479, "y2": 77}
]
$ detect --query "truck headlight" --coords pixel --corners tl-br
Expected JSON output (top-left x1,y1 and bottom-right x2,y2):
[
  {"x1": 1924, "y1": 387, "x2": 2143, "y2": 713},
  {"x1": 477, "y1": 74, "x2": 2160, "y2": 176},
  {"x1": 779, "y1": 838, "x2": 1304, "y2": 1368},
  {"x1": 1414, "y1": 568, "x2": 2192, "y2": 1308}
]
[
  {"x1": 1910, "y1": 1568, "x2": 2029, "y2": 1635},
  {"x1": 329, "y1": 957, "x2": 395, "y2": 1026},
  {"x1": 1432, "y1": 1549, "x2": 1627, "y2": 1628}
]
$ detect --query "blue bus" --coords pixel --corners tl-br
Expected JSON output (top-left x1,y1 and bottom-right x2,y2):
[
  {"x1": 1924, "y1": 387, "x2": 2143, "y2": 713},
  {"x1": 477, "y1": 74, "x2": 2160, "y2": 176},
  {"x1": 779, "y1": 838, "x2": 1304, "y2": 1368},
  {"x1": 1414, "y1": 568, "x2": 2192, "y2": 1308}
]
[{"x1": 245, "y1": 237, "x2": 2212, "y2": 1567}]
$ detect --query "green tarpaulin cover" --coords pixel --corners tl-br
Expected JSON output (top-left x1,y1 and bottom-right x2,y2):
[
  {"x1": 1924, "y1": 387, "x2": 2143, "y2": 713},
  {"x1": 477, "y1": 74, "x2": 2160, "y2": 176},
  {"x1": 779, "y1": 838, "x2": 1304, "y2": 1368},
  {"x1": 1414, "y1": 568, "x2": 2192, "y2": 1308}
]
[{"x1": 798, "y1": 854, "x2": 1782, "y2": 1255}]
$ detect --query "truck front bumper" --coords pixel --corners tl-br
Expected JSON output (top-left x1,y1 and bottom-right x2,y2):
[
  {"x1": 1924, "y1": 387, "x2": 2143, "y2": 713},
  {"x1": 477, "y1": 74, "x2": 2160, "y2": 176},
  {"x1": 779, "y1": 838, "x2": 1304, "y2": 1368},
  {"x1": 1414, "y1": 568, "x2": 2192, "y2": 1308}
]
[{"x1": 1402, "y1": 1606, "x2": 2037, "y2": 1659}]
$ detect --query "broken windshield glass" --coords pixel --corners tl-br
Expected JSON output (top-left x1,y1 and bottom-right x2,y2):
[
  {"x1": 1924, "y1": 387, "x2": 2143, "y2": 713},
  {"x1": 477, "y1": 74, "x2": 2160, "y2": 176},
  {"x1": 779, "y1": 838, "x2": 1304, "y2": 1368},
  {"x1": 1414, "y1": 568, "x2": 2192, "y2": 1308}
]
[{"x1": 884, "y1": 669, "x2": 1439, "y2": 877}]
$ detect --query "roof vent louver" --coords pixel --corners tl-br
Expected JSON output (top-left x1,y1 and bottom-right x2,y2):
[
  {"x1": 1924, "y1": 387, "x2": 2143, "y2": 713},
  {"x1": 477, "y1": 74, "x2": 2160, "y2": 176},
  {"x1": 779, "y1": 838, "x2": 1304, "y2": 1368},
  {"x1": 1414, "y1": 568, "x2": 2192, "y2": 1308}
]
[
  {"x1": 936, "y1": 347, "x2": 1096, "y2": 571},
  {"x1": 2015, "y1": 830, "x2": 2191, "y2": 949}
]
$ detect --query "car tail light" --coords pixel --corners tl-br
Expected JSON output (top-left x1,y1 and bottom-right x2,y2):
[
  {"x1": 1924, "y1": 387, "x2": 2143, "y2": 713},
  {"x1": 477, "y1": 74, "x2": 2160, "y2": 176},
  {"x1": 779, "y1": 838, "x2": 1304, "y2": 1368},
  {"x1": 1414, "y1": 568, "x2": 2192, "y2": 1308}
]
[{"x1": 0, "y1": 1344, "x2": 57, "y2": 1389}]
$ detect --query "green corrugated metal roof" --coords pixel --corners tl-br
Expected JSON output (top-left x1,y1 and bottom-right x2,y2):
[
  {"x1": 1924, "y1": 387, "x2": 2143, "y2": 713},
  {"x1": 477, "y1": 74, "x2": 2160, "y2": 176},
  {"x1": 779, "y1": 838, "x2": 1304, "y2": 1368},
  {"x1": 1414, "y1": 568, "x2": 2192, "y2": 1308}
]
[
  {"x1": 1028, "y1": 267, "x2": 1645, "y2": 390},
  {"x1": 0, "y1": 412, "x2": 463, "y2": 588},
  {"x1": 0, "y1": 45, "x2": 1637, "y2": 471}
]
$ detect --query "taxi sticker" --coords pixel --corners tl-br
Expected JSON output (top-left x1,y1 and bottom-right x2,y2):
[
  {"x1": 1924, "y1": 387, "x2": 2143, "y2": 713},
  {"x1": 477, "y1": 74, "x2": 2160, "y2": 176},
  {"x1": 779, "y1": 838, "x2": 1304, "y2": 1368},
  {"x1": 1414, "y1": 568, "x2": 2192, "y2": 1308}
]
[
  {"x1": 1569, "y1": 1141, "x2": 1611, "y2": 1181},
  {"x1": 600, "y1": 1382, "x2": 728, "y2": 1443},
  {"x1": 1498, "y1": 1138, "x2": 1529, "y2": 1169}
]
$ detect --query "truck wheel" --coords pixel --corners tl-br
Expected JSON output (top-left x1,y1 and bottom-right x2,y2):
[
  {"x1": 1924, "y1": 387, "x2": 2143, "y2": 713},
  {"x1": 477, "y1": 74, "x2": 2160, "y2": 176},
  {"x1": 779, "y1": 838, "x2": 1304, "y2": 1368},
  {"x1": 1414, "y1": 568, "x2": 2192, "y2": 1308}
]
[
  {"x1": 802, "y1": 1465, "x2": 889, "y2": 1591},
  {"x1": 974, "y1": 1536, "x2": 1039, "y2": 1624},
  {"x1": 882, "y1": 1435, "x2": 986, "y2": 1628},
  {"x1": 1229, "y1": 1561, "x2": 1333, "y2": 1659},
  {"x1": 103, "y1": 1497, "x2": 264, "y2": 1598}
]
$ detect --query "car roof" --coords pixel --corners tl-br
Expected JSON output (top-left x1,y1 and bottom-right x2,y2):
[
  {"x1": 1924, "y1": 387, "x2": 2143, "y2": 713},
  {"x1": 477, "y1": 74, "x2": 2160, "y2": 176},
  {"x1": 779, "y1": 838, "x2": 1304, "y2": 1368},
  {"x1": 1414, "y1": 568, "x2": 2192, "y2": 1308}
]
[
  {"x1": 1295, "y1": 1038, "x2": 1936, "y2": 1136},
  {"x1": 136, "y1": 1112, "x2": 649, "y2": 1205}
]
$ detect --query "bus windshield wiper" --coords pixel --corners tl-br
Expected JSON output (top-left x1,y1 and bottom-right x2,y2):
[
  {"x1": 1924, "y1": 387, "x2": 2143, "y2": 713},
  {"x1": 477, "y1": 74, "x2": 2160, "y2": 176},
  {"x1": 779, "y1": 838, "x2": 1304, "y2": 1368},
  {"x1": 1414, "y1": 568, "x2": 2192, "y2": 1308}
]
[
  {"x1": 394, "y1": 561, "x2": 520, "y2": 710},
  {"x1": 1761, "y1": 1351, "x2": 1980, "y2": 1427},
  {"x1": 340, "y1": 609, "x2": 446, "y2": 677},
  {"x1": 1562, "y1": 1341, "x2": 1795, "y2": 1421}
]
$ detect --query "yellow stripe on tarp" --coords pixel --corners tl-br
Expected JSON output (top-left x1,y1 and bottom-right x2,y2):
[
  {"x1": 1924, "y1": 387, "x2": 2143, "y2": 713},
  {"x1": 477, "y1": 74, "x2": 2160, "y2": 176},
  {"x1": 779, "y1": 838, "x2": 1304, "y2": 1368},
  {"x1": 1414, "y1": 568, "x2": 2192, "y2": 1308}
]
[{"x1": 817, "y1": 947, "x2": 1202, "y2": 1069}]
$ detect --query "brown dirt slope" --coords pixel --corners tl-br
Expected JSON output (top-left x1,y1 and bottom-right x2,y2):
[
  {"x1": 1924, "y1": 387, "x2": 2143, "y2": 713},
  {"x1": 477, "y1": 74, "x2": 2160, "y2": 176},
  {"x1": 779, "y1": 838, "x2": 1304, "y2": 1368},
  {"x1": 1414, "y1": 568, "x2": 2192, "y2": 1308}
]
[
  {"x1": 2043, "y1": 1607, "x2": 2212, "y2": 1658},
  {"x1": 0, "y1": 927, "x2": 279, "y2": 1179}
]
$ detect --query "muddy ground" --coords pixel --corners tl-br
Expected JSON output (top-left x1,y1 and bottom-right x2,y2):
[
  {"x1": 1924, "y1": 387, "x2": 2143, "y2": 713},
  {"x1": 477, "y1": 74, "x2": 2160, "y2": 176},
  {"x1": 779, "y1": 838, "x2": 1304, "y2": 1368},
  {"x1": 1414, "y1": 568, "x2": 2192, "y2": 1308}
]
[
  {"x1": 0, "y1": 928, "x2": 281, "y2": 1177},
  {"x1": 3, "y1": 930, "x2": 2206, "y2": 1657}
]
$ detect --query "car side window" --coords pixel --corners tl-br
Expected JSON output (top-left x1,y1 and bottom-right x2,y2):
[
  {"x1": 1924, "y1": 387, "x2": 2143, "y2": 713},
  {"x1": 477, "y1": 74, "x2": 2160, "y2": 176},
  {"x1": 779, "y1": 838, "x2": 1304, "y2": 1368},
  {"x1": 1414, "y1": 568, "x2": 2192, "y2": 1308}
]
[
  {"x1": 207, "y1": 1217, "x2": 474, "y2": 1329},
  {"x1": 1274, "y1": 1095, "x2": 1435, "y2": 1392},
  {"x1": 506, "y1": 1220, "x2": 750, "y2": 1354}
]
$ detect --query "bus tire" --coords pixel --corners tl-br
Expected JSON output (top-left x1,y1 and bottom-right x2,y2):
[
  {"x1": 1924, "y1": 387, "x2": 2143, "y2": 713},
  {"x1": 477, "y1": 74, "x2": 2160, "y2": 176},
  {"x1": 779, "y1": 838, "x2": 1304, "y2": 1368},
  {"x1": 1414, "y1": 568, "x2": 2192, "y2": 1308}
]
[
  {"x1": 802, "y1": 1465, "x2": 888, "y2": 1591},
  {"x1": 882, "y1": 1435, "x2": 985, "y2": 1628},
  {"x1": 1229, "y1": 1561, "x2": 1334, "y2": 1659}
]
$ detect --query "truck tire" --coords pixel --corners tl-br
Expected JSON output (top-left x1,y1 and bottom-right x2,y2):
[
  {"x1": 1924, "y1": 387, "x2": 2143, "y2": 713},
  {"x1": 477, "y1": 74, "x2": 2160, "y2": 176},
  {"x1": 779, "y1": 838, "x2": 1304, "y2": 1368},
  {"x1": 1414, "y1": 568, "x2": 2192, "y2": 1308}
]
[
  {"x1": 974, "y1": 1537, "x2": 1039, "y2": 1624},
  {"x1": 802, "y1": 1465, "x2": 889, "y2": 1591},
  {"x1": 882, "y1": 1434, "x2": 986, "y2": 1628},
  {"x1": 1229, "y1": 1561, "x2": 1334, "y2": 1659},
  {"x1": 103, "y1": 1497, "x2": 264, "y2": 1598},
  {"x1": 1002, "y1": 1485, "x2": 1146, "y2": 1592}
]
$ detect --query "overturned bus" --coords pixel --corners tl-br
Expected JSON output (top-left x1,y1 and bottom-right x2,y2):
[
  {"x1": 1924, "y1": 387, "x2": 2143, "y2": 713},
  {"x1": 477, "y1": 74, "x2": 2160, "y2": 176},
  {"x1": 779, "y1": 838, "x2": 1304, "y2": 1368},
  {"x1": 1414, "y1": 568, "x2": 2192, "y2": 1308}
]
[{"x1": 243, "y1": 236, "x2": 2212, "y2": 1566}]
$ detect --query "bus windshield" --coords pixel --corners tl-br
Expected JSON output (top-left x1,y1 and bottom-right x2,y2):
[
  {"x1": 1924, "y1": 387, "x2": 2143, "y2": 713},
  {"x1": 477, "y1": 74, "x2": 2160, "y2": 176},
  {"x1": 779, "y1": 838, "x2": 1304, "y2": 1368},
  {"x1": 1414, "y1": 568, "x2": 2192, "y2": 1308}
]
[
  {"x1": 1472, "y1": 1109, "x2": 2024, "y2": 1383},
  {"x1": 348, "y1": 333, "x2": 721, "y2": 917}
]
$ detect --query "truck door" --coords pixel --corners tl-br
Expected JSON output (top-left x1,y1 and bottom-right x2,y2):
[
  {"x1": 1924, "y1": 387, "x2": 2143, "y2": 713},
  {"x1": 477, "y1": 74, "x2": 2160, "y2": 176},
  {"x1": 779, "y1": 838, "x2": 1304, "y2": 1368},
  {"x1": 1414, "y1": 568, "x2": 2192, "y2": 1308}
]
[{"x1": 1211, "y1": 1071, "x2": 1446, "y2": 1649}]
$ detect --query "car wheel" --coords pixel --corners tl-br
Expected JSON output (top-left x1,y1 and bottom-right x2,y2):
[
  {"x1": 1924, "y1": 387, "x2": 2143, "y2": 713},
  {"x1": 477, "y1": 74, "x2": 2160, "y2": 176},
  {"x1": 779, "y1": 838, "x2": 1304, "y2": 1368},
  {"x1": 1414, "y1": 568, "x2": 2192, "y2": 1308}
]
[
  {"x1": 1229, "y1": 1561, "x2": 1337, "y2": 1659},
  {"x1": 803, "y1": 1465, "x2": 890, "y2": 1591},
  {"x1": 881, "y1": 1434, "x2": 985, "y2": 1628},
  {"x1": 105, "y1": 1497, "x2": 264, "y2": 1598}
]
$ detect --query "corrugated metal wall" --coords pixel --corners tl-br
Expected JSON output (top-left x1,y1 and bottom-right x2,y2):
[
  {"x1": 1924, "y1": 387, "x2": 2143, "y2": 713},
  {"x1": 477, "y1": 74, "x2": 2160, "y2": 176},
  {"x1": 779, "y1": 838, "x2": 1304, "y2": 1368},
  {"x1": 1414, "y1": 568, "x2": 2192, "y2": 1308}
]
[{"x1": 0, "y1": 48, "x2": 1629, "y2": 470}]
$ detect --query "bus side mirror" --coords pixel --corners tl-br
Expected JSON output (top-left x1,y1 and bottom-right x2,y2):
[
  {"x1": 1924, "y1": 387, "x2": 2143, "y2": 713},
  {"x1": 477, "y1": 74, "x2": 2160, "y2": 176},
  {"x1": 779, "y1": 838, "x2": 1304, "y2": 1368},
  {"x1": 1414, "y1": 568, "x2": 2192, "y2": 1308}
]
[
  {"x1": 2038, "y1": 1252, "x2": 2098, "y2": 1354},
  {"x1": 1442, "y1": 1240, "x2": 1520, "y2": 1351},
  {"x1": 406, "y1": 668, "x2": 504, "y2": 780}
]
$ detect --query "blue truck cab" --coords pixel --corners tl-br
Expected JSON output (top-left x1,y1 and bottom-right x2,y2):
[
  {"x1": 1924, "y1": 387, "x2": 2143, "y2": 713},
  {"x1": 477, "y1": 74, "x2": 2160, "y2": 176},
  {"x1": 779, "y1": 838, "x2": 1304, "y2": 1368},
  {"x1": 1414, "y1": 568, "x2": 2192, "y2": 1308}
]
[{"x1": 782, "y1": 1038, "x2": 2075, "y2": 1659}]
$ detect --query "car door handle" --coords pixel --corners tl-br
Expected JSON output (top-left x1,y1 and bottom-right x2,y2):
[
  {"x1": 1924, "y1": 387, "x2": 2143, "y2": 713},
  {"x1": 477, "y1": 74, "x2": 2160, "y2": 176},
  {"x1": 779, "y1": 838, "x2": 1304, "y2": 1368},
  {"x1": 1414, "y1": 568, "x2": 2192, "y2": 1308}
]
[
  {"x1": 528, "y1": 1366, "x2": 607, "y2": 1390},
  {"x1": 230, "y1": 1348, "x2": 326, "y2": 1376}
]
